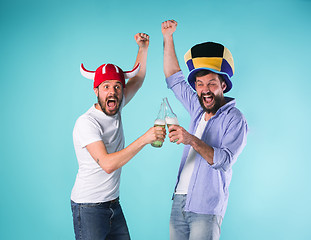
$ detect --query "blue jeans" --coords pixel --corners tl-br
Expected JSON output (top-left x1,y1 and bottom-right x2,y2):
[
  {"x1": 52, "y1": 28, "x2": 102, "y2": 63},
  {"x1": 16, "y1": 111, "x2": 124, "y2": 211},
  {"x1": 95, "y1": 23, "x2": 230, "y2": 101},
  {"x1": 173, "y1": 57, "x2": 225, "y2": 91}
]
[
  {"x1": 71, "y1": 198, "x2": 130, "y2": 240},
  {"x1": 170, "y1": 194, "x2": 223, "y2": 240}
]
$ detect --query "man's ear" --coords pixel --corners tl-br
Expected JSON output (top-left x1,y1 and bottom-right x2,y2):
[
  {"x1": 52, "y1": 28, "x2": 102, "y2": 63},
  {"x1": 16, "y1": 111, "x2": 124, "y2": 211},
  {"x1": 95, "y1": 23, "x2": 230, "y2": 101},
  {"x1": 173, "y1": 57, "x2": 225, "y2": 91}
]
[
  {"x1": 222, "y1": 81, "x2": 227, "y2": 92},
  {"x1": 94, "y1": 87, "x2": 99, "y2": 97}
]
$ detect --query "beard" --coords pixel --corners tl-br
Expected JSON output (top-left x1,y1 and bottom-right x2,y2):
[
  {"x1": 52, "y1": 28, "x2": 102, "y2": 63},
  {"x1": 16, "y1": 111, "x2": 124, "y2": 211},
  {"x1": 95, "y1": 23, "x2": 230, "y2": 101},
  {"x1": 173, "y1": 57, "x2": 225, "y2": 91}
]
[
  {"x1": 198, "y1": 92, "x2": 222, "y2": 115},
  {"x1": 97, "y1": 93, "x2": 123, "y2": 116}
]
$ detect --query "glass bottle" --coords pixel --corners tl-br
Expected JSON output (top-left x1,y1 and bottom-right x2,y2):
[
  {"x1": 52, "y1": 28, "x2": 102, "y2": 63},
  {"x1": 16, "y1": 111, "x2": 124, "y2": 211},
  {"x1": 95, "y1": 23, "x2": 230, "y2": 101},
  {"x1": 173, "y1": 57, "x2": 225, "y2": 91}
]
[
  {"x1": 164, "y1": 97, "x2": 179, "y2": 143},
  {"x1": 151, "y1": 101, "x2": 166, "y2": 148}
]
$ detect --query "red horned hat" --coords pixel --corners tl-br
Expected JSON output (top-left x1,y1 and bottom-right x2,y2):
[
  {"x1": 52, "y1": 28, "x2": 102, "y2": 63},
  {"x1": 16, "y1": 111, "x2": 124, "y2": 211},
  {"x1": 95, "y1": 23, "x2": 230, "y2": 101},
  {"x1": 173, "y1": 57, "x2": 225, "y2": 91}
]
[{"x1": 80, "y1": 63, "x2": 140, "y2": 88}]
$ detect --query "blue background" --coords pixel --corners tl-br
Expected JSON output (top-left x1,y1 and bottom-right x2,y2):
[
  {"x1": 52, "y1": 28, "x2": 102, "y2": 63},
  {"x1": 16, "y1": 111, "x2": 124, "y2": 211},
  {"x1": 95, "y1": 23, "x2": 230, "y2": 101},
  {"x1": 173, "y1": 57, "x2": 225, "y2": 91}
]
[{"x1": 1, "y1": 0, "x2": 311, "y2": 239}]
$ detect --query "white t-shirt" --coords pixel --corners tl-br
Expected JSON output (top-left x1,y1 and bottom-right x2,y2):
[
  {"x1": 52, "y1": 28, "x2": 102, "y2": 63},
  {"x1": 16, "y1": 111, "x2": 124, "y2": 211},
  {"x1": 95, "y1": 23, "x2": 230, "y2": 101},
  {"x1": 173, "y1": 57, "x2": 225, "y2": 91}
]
[
  {"x1": 71, "y1": 101, "x2": 125, "y2": 203},
  {"x1": 175, "y1": 113, "x2": 208, "y2": 194}
]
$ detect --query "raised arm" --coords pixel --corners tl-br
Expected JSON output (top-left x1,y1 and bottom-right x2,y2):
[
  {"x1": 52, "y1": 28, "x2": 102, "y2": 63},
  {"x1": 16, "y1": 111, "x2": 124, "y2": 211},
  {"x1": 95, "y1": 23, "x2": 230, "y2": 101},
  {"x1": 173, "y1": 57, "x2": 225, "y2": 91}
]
[
  {"x1": 161, "y1": 20, "x2": 181, "y2": 78},
  {"x1": 124, "y1": 33, "x2": 149, "y2": 105},
  {"x1": 86, "y1": 126, "x2": 166, "y2": 174}
]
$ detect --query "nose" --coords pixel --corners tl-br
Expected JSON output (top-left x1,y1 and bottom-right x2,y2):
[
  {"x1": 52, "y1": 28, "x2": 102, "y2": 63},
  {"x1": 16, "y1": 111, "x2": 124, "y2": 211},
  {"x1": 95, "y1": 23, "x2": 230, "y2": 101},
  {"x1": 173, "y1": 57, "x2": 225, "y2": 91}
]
[
  {"x1": 108, "y1": 86, "x2": 117, "y2": 94},
  {"x1": 108, "y1": 89, "x2": 119, "y2": 99},
  {"x1": 201, "y1": 84, "x2": 210, "y2": 93}
]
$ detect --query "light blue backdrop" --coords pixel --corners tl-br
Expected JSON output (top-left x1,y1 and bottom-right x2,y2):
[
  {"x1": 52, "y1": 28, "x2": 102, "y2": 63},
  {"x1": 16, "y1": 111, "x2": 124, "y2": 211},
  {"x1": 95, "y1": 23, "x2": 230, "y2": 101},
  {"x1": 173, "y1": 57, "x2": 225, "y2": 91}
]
[{"x1": 1, "y1": 0, "x2": 310, "y2": 239}]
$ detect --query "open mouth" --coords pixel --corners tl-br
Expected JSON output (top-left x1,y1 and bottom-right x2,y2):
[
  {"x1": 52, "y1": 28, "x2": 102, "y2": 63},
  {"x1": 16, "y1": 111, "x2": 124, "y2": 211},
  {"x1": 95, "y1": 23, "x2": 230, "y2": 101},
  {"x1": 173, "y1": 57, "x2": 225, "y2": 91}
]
[
  {"x1": 106, "y1": 97, "x2": 118, "y2": 111},
  {"x1": 202, "y1": 94, "x2": 214, "y2": 106}
]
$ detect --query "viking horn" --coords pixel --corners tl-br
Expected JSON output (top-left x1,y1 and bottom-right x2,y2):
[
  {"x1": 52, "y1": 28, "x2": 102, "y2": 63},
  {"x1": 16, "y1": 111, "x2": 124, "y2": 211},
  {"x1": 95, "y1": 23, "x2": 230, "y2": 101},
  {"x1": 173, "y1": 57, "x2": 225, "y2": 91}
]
[
  {"x1": 80, "y1": 63, "x2": 96, "y2": 80},
  {"x1": 124, "y1": 63, "x2": 140, "y2": 79}
]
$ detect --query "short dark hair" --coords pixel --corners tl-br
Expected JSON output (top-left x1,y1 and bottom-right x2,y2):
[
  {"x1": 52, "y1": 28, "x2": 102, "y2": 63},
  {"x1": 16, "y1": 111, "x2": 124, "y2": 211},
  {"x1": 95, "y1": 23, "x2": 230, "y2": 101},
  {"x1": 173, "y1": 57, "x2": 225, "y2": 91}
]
[{"x1": 195, "y1": 70, "x2": 225, "y2": 83}]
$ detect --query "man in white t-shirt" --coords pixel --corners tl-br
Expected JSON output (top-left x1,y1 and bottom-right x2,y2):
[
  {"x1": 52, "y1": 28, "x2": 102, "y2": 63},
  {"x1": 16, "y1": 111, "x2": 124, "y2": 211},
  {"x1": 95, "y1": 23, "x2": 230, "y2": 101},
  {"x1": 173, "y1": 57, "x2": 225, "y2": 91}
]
[{"x1": 71, "y1": 33, "x2": 166, "y2": 240}]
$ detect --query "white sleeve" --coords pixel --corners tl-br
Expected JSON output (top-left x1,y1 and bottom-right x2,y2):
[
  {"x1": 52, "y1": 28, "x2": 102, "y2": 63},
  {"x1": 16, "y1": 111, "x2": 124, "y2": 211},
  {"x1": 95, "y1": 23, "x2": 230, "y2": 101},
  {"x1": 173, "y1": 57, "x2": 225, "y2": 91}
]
[{"x1": 73, "y1": 116, "x2": 102, "y2": 148}]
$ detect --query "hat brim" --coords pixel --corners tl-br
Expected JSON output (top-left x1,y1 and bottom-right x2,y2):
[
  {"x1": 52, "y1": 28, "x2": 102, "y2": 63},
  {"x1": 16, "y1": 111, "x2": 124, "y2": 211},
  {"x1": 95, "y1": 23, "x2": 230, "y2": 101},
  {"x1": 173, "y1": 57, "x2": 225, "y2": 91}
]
[{"x1": 187, "y1": 68, "x2": 232, "y2": 93}]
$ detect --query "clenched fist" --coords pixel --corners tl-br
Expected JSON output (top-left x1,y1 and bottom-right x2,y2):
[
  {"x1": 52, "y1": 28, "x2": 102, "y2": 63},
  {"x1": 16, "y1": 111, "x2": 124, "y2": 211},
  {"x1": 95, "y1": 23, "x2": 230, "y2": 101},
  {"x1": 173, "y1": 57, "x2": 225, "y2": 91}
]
[
  {"x1": 161, "y1": 20, "x2": 178, "y2": 37},
  {"x1": 134, "y1": 33, "x2": 150, "y2": 48}
]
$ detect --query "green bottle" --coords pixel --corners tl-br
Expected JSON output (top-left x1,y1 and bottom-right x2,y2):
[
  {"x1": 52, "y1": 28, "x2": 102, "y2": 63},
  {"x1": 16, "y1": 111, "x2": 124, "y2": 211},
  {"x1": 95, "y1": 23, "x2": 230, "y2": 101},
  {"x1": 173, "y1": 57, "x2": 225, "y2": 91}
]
[{"x1": 151, "y1": 101, "x2": 166, "y2": 148}]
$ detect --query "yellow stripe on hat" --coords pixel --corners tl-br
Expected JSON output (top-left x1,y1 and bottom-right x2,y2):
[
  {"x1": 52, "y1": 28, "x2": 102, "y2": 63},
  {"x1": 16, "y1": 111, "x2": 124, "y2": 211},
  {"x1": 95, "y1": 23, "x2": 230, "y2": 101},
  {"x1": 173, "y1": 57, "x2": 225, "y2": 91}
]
[
  {"x1": 184, "y1": 49, "x2": 192, "y2": 63},
  {"x1": 192, "y1": 57, "x2": 223, "y2": 72},
  {"x1": 223, "y1": 48, "x2": 235, "y2": 74}
]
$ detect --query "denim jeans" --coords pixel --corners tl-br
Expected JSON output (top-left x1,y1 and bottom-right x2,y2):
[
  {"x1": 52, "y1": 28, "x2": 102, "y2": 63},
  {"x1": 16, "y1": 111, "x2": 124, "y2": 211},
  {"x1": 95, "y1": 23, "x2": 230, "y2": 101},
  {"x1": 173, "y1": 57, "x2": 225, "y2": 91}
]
[
  {"x1": 71, "y1": 198, "x2": 130, "y2": 240},
  {"x1": 170, "y1": 194, "x2": 223, "y2": 240}
]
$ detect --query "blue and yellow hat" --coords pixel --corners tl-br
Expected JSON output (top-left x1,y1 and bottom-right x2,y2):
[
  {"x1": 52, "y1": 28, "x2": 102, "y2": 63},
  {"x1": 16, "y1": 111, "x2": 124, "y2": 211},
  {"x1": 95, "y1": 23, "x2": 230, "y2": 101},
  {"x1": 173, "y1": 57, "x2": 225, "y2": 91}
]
[{"x1": 184, "y1": 42, "x2": 234, "y2": 93}]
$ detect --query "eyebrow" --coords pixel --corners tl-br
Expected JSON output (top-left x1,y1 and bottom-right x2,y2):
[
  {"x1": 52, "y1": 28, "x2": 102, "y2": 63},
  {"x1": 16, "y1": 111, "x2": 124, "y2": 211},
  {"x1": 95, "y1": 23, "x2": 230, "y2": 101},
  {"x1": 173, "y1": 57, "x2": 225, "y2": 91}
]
[
  {"x1": 196, "y1": 79, "x2": 218, "y2": 83},
  {"x1": 102, "y1": 81, "x2": 122, "y2": 86}
]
